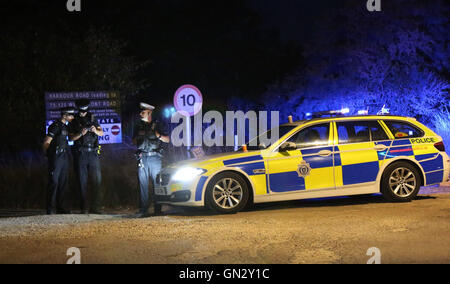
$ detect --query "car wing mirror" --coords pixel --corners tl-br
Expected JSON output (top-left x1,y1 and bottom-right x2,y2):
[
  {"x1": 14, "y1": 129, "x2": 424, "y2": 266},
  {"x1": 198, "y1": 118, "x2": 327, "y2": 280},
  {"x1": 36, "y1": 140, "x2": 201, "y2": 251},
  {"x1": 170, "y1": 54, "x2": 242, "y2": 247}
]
[{"x1": 279, "y1": 141, "x2": 297, "y2": 152}]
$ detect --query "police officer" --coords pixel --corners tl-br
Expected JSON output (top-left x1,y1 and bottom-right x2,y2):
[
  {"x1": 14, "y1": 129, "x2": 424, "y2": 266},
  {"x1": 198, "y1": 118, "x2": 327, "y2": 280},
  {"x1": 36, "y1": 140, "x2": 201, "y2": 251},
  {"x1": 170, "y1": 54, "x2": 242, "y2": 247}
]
[
  {"x1": 43, "y1": 107, "x2": 76, "y2": 215},
  {"x1": 68, "y1": 99, "x2": 104, "y2": 214},
  {"x1": 133, "y1": 102, "x2": 170, "y2": 217}
]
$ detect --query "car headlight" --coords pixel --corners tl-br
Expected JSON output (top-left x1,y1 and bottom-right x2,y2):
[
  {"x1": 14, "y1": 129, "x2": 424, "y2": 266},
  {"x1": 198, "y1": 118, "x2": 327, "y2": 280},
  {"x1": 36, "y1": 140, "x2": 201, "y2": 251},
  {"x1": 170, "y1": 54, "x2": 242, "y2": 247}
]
[{"x1": 172, "y1": 167, "x2": 207, "y2": 182}]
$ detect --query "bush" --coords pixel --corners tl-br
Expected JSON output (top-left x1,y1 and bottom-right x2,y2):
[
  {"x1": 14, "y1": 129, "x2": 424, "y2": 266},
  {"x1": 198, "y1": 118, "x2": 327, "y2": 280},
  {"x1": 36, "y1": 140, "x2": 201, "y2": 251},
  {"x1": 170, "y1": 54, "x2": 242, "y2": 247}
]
[{"x1": 0, "y1": 144, "x2": 141, "y2": 211}]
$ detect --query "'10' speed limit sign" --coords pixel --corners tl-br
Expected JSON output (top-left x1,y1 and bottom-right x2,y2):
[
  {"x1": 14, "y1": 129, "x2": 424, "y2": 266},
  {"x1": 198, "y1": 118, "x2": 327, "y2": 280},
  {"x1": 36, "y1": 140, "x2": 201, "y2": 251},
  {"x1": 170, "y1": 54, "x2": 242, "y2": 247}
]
[{"x1": 173, "y1": 84, "x2": 203, "y2": 117}]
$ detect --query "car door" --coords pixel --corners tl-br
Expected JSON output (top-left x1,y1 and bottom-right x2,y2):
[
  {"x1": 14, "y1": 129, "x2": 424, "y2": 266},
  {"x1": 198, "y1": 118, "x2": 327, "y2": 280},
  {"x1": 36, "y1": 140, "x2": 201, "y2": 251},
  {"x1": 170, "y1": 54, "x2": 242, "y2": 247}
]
[
  {"x1": 267, "y1": 122, "x2": 335, "y2": 193},
  {"x1": 333, "y1": 120, "x2": 390, "y2": 188}
]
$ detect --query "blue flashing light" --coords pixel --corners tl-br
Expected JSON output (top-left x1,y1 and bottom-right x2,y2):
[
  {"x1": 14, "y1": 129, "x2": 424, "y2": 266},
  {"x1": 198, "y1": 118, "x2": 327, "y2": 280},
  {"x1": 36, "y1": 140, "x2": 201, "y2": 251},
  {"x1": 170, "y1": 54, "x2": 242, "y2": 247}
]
[
  {"x1": 164, "y1": 106, "x2": 177, "y2": 119},
  {"x1": 358, "y1": 110, "x2": 369, "y2": 115},
  {"x1": 340, "y1": 107, "x2": 350, "y2": 114},
  {"x1": 377, "y1": 105, "x2": 390, "y2": 115}
]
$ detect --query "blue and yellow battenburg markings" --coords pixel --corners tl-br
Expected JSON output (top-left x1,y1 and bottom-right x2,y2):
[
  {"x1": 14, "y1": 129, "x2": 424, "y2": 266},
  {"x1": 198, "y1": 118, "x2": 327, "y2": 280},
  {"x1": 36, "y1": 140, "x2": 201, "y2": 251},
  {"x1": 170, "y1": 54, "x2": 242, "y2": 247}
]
[
  {"x1": 264, "y1": 147, "x2": 337, "y2": 193},
  {"x1": 202, "y1": 137, "x2": 444, "y2": 199},
  {"x1": 415, "y1": 152, "x2": 444, "y2": 184},
  {"x1": 222, "y1": 155, "x2": 269, "y2": 195},
  {"x1": 195, "y1": 176, "x2": 208, "y2": 201},
  {"x1": 194, "y1": 155, "x2": 269, "y2": 199},
  {"x1": 336, "y1": 138, "x2": 444, "y2": 186},
  {"x1": 334, "y1": 142, "x2": 379, "y2": 186},
  {"x1": 222, "y1": 155, "x2": 263, "y2": 165},
  {"x1": 383, "y1": 138, "x2": 444, "y2": 184}
]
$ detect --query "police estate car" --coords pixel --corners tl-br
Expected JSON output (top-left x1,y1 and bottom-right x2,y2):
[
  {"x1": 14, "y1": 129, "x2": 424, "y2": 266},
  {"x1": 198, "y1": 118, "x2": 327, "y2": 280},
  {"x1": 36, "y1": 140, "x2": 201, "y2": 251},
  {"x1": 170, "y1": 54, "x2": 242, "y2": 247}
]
[{"x1": 155, "y1": 115, "x2": 450, "y2": 213}]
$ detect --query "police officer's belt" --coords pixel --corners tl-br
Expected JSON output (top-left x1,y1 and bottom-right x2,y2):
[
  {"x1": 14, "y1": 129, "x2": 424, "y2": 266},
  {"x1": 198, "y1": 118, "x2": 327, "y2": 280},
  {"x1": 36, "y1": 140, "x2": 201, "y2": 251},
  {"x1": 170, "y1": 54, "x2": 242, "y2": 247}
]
[
  {"x1": 55, "y1": 148, "x2": 67, "y2": 154},
  {"x1": 78, "y1": 147, "x2": 98, "y2": 152},
  {"x1": 141, "y1": 151, "x2": 161, "y2": 156}
]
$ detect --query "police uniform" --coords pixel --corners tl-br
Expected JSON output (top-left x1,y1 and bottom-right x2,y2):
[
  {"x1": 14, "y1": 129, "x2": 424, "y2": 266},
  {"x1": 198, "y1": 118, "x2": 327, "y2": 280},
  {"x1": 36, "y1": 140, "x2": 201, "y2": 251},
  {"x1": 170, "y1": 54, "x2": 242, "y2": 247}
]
[
  {"x1": 46, "y1": 108, "x2": 75, "y2": 214},
  {"x1": 134, "y1": 103, "x2": 165, "y2": 216},
  {"x1": 68, "y1": 100, "x2": 102, "y2": 214}
]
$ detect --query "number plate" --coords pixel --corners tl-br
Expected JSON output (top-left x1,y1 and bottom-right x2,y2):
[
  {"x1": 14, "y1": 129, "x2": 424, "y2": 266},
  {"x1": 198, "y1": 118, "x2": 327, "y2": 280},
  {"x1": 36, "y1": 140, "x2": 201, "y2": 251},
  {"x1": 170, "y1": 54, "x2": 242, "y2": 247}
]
[{"x1": 155, "y1": 187, "x2": 167, "y2": 195}]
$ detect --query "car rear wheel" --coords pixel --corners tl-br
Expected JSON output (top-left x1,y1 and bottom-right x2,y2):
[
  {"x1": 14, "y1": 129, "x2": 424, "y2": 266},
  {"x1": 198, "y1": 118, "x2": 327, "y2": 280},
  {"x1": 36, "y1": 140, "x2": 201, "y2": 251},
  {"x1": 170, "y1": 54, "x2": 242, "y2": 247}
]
[
  {"x1": 381, "y1": 162, "x2": 421, "y2": 202},
  {"x1": 205, "y1": 172, "x2": 249, "y2": 214}
]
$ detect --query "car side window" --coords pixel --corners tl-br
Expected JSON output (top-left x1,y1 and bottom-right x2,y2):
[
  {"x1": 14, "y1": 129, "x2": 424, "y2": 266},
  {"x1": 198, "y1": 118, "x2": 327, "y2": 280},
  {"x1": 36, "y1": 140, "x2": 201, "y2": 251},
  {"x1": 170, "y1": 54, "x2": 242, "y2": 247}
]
[
  {"x1": 287, "y1": 123, "x2": 330, "y2": 149},
  {"x1": 370, "y1": 122, "x2": 390, "y2": 141},
  {"x1": 337, "y1": 121, "x2": 388, "y2": 144},
  {"x1": 383, "y1": 120, "x2": 424, "y2": 139}
]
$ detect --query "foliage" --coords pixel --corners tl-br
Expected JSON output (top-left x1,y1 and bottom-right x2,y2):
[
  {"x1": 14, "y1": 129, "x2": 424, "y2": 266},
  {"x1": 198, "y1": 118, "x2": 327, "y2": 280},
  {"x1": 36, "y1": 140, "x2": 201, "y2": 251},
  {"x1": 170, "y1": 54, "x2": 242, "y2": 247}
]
[
  {"x1": 247, "y1": 0, "x2": 449, "y2": 137},
  {"x1": 0, "y1": 27, "x2": 148, "y2": 152}
]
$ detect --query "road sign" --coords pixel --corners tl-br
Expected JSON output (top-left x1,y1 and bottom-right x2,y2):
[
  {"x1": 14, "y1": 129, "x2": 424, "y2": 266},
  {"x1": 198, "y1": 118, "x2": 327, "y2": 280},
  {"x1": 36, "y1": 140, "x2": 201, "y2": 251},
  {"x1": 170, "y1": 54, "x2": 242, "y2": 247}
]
[
  {"x1": 173, "y1": 84, "x2": 203, "y2": 117},
  {"x1": 44, "y1": 91, "x2": 122, "y2": 144}
]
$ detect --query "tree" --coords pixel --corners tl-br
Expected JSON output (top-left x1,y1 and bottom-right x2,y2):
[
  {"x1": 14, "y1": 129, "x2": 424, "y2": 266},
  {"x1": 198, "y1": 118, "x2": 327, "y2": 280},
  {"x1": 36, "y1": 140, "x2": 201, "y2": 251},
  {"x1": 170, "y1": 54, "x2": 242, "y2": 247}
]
[
  {"x1": 0, "y1": 27, "x2": 148, "y2": 152},
  {"x1": 257, "y1": 0, "x2": 449, "y2": 138}
]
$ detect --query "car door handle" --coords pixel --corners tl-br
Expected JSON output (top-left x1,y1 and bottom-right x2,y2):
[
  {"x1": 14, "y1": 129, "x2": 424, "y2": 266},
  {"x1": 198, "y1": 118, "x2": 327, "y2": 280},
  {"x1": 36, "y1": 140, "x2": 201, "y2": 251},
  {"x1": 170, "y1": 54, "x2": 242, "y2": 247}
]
[
  {"x1": 374, "y1": 144, "x2": 388, "y2": 151},
  {"x1": 318, "y1": 150, "x2": 332, "y2": 157}
]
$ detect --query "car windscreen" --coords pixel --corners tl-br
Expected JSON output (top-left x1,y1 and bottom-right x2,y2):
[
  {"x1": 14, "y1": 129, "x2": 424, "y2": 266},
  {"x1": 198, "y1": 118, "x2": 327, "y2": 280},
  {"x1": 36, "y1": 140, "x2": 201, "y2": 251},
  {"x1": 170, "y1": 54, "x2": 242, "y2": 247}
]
[{"x1": 244, "y1": 125, "x2": 297, "y2": 151}]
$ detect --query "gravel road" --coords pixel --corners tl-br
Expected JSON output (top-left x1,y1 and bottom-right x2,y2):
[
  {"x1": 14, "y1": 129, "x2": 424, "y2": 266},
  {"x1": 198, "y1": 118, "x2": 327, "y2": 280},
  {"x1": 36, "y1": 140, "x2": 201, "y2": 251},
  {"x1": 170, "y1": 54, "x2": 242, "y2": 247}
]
[{"x1": 1, "y1": 186, "x2": 449, "y2": 264}]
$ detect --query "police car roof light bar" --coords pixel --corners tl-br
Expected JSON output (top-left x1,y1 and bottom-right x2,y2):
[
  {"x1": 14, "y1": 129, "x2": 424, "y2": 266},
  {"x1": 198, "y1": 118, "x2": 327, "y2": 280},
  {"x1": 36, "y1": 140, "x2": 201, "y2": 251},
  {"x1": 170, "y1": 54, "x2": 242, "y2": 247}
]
[
  {"x1": 311, "y1": 109, "x2": 349, "y2": 118},
  {"x1": 358, "y1": 109, "x2": 369, "y2": 115},
  {"x1": 377, "y1": 105, "x2": 390, "y2": 115}
]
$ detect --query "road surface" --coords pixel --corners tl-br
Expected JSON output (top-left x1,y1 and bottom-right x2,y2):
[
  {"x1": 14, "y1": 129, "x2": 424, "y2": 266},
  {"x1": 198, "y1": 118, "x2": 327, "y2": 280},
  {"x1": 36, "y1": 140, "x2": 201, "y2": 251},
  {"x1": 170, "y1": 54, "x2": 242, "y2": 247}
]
[{"x1": 0, "y1": 186, "x2": 449, "y2": 264}]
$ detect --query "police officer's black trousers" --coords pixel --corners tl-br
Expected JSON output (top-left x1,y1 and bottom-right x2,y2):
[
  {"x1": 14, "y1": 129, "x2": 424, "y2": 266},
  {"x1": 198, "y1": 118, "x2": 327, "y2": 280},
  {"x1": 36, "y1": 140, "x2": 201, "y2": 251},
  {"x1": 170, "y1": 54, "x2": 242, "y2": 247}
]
[
  {"x1": 75, "y1": 151, "x2": 102, "y2": 212},
  {"x1": 137, "y1": 155, "x2": 162, "y2": 214},
  {"x1": 47, "y1": 152, "x2": 69, "y2": 214}
]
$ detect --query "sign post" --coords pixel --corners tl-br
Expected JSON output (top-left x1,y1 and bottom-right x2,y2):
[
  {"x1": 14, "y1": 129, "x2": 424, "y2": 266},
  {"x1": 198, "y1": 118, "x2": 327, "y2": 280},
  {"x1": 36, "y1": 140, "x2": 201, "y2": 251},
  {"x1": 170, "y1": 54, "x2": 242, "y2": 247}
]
[{"x1": 173, "y1": 84, "x2": 203, "y2": 158}]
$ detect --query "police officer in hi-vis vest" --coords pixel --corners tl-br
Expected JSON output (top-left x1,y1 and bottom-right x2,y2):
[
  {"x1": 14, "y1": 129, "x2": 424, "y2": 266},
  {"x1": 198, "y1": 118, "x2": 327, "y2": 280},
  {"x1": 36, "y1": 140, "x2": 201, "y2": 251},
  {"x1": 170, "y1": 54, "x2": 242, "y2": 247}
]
[
  {"x1": 68, "y1": 99, "x2": 104, "y2": 214},
  {"x1": 133, "y1": 102, "x2": 170, "y2": 218},
  {"x1": 43, "y1": 107, "x2": 76, "y2": 215}
]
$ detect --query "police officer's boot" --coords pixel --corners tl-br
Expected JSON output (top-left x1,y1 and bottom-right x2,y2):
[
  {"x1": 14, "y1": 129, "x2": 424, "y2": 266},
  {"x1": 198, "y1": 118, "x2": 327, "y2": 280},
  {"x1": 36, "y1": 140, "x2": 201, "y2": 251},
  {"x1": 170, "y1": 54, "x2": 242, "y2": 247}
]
[{"x1": 153, "y1": 204, "x2": 163, "y2": 216}]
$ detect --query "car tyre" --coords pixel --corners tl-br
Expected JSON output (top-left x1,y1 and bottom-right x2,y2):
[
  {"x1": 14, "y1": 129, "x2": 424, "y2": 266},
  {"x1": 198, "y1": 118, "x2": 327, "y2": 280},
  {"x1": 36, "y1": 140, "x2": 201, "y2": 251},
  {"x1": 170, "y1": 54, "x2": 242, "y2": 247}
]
[
  {"x1": 205, "y1": 172, "x2": 250, "y2": 214},
  {"x1": 381, "y1": 162, "x2": 421, "y2": 202}
]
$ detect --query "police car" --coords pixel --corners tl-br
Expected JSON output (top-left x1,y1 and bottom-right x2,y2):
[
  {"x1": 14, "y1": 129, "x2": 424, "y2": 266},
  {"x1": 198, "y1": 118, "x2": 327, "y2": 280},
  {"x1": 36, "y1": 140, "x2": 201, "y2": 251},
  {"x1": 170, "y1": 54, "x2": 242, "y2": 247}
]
[{"x1": 155, "y1": 115, "x2": 450, "y2": 213}]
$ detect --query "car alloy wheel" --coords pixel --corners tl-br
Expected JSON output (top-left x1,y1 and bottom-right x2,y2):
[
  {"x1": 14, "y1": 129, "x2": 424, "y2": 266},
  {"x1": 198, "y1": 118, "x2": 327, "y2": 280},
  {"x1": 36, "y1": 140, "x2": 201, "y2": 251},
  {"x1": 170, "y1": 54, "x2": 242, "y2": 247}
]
[
  {"x1": 388, "y1": 167, "x2": 417, "y2": 198},
  {"x1": 212, "y1": 178, "x2": 243, "y2": 209}
]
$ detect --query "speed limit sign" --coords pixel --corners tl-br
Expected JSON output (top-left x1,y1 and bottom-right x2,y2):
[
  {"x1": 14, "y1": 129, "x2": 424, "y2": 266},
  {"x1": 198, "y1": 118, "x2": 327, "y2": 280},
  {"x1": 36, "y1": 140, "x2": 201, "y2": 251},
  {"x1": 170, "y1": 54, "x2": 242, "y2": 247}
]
[{"x1": 173, "y1": 84, "x2": 203, "y2": 116}]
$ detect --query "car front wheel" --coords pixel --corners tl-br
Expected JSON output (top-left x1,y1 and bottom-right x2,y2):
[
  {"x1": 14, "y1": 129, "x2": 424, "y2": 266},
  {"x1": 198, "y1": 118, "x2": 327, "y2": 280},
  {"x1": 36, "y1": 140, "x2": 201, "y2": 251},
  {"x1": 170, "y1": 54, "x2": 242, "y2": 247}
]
[{"x1": 205, "y1": 172, "x2": 249, "y2": 214}]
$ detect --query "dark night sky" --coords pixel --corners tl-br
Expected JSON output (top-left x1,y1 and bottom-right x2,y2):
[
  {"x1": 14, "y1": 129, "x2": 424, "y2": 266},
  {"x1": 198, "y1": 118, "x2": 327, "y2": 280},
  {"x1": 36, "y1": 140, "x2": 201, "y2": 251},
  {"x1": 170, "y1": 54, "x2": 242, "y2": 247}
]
[
  {"x1": 1, "y1": 1, "x2": 448, "y2": 152},
  {"x1": 0, "y1": 0, "x2": 343, "y2": 106},
  {"x1": 249, "y1": 0, "x2": 341, "y2": 42},
  {"x1": 0, "y1": 1, "x2": 330, "y2": 37}
]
